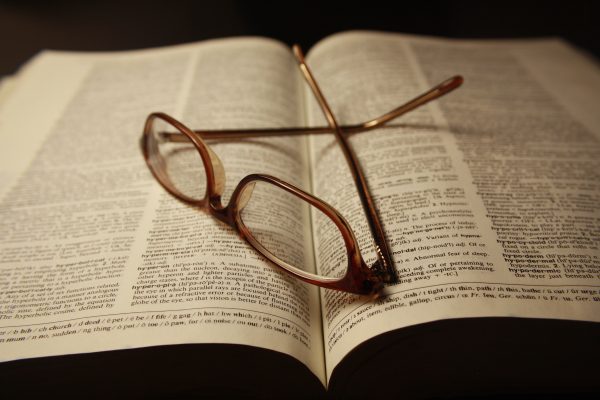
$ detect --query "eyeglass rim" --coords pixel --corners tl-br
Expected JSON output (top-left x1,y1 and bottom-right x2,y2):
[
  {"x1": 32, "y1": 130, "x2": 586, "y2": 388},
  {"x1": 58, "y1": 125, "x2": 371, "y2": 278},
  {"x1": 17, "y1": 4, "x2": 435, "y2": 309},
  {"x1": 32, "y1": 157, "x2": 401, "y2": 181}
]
[
  {"x1": 141, "y1": 111, "x2": 383, "y2": 295},
  {"x1": 141, "y1": 112, "x2": 215, "y2": 207}
]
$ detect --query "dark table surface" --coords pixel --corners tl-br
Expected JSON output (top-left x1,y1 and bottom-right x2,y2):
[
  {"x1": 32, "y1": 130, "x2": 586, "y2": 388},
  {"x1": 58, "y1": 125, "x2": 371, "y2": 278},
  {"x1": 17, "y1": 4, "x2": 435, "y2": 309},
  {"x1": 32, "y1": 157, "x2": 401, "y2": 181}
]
[{"x1": 1, "y1": 0, "x2": 599, "y2": 76}]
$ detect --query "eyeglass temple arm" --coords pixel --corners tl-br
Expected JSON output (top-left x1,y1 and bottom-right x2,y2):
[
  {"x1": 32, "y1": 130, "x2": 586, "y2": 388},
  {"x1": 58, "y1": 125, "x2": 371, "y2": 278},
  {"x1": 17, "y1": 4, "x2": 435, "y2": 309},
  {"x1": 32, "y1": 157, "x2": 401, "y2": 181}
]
[
  {"x1": 160, "y1": 75, "x2": 463, "y2": 141},
  {"x1": 292, "y1": 45, "x2": 399, "y2": 284}
]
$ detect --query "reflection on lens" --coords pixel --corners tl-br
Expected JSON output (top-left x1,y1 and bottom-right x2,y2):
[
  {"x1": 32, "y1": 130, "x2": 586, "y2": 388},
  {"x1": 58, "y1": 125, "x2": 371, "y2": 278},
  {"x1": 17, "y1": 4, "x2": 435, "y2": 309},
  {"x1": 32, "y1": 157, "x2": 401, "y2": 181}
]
[
  {"x1": 148, "y1": 116, "x2": 207, "y2": 200},
  {"x1": 240, "y1": 181, "x2": 347, "y2": 279}
]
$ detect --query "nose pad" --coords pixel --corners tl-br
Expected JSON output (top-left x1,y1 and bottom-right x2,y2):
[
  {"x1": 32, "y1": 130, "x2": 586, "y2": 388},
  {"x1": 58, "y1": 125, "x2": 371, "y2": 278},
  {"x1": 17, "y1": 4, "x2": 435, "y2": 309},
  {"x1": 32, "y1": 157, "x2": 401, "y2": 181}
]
[
  {"x1": 206, "y1": 146, "x2": 226, "y2": 197},
  {"x1": 237, "y1": 182, "x2": 256, "y2": 211}
]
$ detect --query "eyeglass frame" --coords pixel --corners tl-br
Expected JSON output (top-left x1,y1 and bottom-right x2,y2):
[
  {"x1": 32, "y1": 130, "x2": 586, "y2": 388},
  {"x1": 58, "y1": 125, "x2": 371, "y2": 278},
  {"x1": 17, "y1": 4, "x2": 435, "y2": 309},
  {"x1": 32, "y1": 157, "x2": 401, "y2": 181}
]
[{"x1": 140, "y1": 44, "x2": 462, "y2": 295}]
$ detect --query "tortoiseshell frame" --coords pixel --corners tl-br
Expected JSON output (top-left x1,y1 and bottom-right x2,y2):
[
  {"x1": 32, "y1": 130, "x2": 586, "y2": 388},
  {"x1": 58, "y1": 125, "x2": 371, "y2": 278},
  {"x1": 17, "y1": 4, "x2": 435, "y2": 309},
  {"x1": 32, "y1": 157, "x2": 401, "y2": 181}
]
[{"x1": 141, "y1": 46, "x2": 463, "y2": 296}]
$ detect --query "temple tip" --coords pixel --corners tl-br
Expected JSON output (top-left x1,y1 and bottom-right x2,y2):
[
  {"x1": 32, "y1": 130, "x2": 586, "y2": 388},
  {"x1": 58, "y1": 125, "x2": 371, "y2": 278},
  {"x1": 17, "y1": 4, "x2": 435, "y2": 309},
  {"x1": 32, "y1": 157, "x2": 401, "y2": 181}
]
[
  {"x1": 444, "y1": 75, "x2": 464, "y2": 91},
  {"x1": 292, "y1": 44, "x2": 305, "y2": 62}
]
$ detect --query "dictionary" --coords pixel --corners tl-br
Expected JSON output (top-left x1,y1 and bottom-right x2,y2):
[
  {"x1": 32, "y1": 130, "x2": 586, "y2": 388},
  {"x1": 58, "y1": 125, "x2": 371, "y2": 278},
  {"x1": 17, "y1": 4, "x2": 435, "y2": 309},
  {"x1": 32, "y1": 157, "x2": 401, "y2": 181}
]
[{"x1": 0, "y1": 31, "x2": 599, "y2": 398}]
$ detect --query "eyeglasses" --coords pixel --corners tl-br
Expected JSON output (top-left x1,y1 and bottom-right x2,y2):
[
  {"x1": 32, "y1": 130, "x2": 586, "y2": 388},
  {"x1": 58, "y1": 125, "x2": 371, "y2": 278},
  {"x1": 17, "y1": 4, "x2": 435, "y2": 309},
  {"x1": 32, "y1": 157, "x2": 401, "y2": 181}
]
[{"x1": 140, "y1": 45, "x2": 462, "y2": 295}]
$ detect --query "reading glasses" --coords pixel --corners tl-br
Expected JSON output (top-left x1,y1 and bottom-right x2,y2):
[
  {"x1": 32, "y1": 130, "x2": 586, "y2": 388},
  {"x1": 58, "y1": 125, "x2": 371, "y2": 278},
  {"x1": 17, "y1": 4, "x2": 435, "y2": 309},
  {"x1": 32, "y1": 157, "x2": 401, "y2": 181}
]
[{"x1": 141, "y1": 45, "x2": 462, "y2": 295}]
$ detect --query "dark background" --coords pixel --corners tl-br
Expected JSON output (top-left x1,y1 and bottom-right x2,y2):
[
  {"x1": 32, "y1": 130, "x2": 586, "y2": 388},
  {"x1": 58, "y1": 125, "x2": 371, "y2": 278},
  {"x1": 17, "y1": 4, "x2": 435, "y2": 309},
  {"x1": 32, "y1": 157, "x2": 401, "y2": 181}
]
[{"x1": 1, "y1": 0, "x2": 599, "y2": 76}]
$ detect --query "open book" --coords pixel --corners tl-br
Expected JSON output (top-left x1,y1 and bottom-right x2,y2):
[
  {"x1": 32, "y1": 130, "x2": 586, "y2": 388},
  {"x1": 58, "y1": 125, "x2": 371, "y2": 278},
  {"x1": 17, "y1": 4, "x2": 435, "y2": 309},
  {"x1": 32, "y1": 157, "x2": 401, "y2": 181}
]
[{"x1": 1, "y1": 31, "x2": 599, "y2": 398}]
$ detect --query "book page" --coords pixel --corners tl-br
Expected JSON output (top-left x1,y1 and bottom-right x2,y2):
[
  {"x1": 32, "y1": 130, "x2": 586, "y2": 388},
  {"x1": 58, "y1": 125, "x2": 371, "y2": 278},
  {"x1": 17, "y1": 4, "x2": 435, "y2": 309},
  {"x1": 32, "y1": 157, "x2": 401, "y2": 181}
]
[
  {"x1": 305, "y1": 31, "x2": 600, "y2": 380},
  {"x1": 0, "y1": 38, "x2": 325, "y2": 384}
]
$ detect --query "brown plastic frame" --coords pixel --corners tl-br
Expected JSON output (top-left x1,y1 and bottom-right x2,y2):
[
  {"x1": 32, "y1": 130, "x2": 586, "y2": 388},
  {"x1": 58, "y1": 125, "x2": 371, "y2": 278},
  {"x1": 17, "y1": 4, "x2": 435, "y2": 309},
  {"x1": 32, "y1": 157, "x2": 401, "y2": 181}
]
[
  {"x1": 141, "y1": 46, "x2": 463, "y2": 295},
  {"x1": 142, "y1": 112, "x2": 384, "y2": 294}
]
